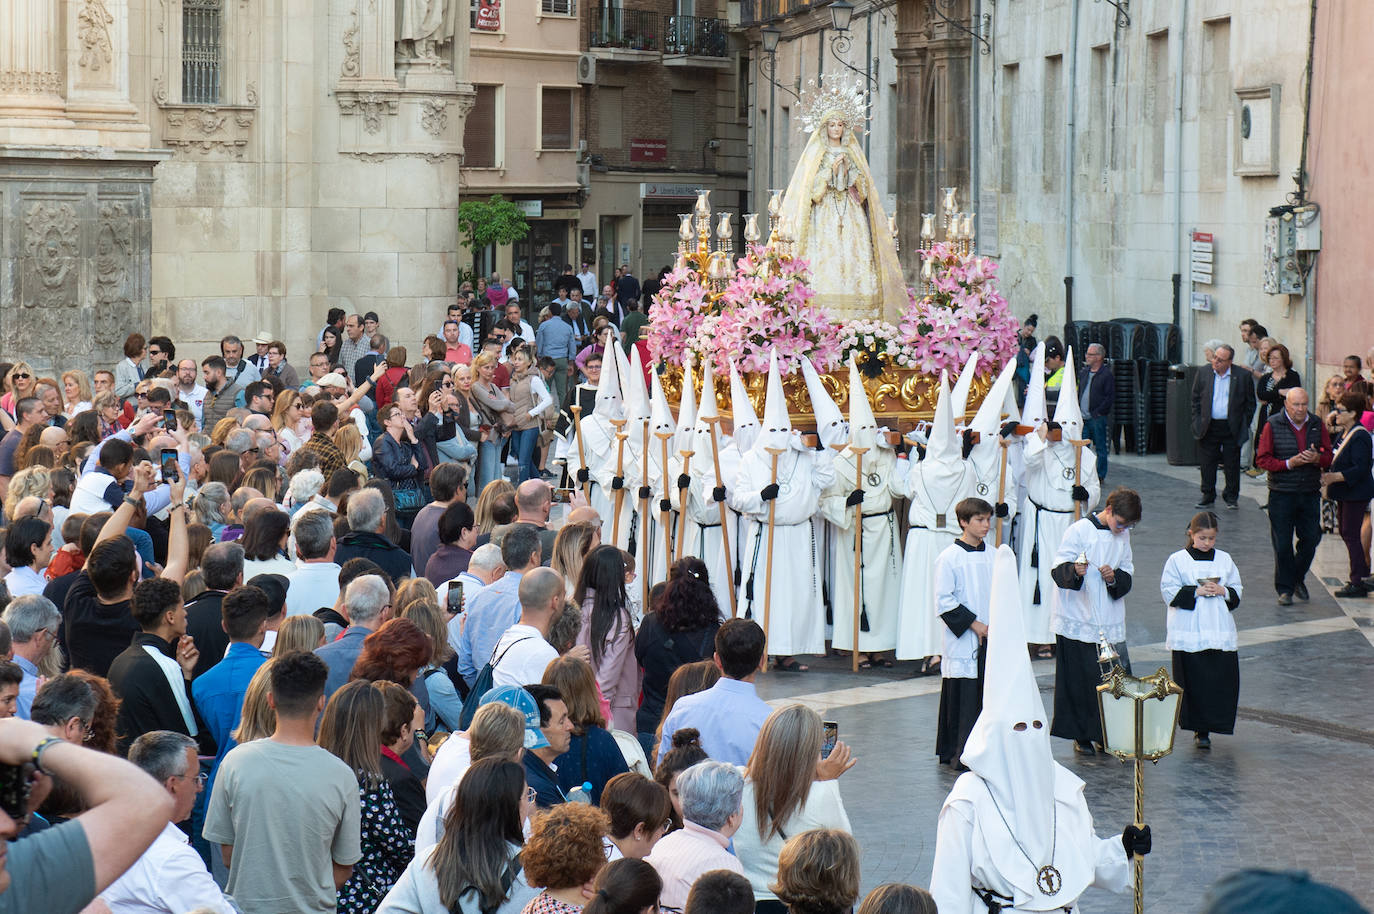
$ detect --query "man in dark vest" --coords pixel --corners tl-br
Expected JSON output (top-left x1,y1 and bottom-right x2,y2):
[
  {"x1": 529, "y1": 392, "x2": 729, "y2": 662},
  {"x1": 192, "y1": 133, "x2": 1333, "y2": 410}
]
[{"x1": 1255, "y1": 387, "x2": 1331, "y2": 605}]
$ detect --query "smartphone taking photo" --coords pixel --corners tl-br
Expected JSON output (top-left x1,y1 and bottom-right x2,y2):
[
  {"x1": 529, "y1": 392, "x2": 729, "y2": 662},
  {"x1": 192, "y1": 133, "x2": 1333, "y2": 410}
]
[
  {"x1": 163, "y1": 409, "x2": 177, "y2": 432},
  {"x1": 446, "y1": 581, "x2": 464, "y2": 615},
  {"x1": 160, "y1": 452, "x2": 180, "y2": 483},
  {"x1": 821, "y1": 720, "x2": 838, "y2": 759}
]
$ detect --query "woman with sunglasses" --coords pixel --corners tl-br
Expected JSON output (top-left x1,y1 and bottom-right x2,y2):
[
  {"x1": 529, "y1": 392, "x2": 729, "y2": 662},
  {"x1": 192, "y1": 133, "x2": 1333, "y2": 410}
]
[
  {"x1": 272, "y1": 389, "x2": 308, "y2": 456},
  {"x1": 0, "y1": 362, "x2": 38, "y2": 420},
  {"x1": 376, "y1": 757, "x2": 538, "y2": 913},
  {"x1": 1322, "y1": 390, "x2": 1374, "y2": 598}
]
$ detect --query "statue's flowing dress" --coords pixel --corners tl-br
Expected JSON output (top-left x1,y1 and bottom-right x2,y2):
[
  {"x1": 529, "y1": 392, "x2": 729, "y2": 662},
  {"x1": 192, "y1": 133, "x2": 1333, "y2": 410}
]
[{"x1": 807, "y1": 149, "x2": 879, "y2": 310}]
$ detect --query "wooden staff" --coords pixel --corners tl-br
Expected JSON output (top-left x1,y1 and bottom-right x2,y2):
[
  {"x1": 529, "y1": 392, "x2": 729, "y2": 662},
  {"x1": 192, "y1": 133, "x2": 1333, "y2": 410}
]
[
  {"x1": 995, "y1": 439, "x2": 1010, "y2": 546},
  {"x1": 706, "y1": 416, "x2": 737, "y2": 617},
  {"x1": 610, "y1": 418, "x2": 627, "y2": 547},
  {"x1": 762, "y1": 446, "x2": 786, "y2": 643},
  {"x1": 849, "y1": 446, "x2": 870, "y2": 673},
  {"x1": 640, "y1": 417, "x2": 652, "y2": 613},
  {"x1": 656, "y1": 431, "x2": 675, "y2": 577},
  {"x1": 675, "y1": 448, "x2": 694, "y2": 562},
  {"x1": 569, "y1": 404, "x2": 590, "y2": 501}
]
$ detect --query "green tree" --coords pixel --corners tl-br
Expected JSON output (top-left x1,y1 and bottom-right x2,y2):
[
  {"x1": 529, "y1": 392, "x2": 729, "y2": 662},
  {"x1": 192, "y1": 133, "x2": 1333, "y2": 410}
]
[{"x1": 457, "y1": 195, "x2": 530, "y2": 268}]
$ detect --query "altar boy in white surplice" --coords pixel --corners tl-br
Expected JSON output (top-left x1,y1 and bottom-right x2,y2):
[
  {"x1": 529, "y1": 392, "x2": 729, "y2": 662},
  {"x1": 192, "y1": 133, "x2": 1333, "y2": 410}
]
[
  {"x1": 730, "y1": 350, "x2": 834, "y2": 669},
  {"x1": 822, "y1": 358, "x2": 902, "y2": 664}
]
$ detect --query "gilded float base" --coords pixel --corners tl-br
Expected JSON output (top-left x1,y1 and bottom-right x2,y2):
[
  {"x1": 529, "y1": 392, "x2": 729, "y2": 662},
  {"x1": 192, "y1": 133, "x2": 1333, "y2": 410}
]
[{"x1": 660, "y1": 359, "x2": 992, "y2": 433}]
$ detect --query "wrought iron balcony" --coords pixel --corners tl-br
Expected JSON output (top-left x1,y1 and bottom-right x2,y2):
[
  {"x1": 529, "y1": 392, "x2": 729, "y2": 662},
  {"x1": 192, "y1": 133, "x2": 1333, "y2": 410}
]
[
  {"x1": 589, "y1": 7, "x2": 662, "y2": 52},
  {"x1": 664, "y1": 14, "x2": 728, "y2": 57}
]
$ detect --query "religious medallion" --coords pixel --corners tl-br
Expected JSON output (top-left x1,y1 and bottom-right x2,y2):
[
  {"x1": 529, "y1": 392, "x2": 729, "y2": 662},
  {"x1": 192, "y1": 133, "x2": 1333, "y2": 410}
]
[{"x1": 1036, "y1": 864, "x2": 1062, "y2": 896}]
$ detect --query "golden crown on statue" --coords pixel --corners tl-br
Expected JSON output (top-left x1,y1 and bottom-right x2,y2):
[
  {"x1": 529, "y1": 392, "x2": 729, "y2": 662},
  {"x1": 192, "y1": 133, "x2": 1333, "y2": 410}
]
[{"x1": 798, "y1": 72, "x2": 870, "y2": 136}]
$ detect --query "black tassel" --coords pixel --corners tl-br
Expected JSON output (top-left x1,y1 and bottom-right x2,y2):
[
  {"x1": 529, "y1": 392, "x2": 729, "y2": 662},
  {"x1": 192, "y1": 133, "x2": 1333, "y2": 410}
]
[
  {"x1": 860, "y1": 608, "x2": 871, "y2": 632},
  {"x1": 1033, "y1": 581, "x2": 1040, "y2": 604},
  {"x1": 822, "y1": 581, "x2": 832, "y2": 625},
  {"x1": 1031, "y1": 542, "x2": 1039, "y2": 566}
]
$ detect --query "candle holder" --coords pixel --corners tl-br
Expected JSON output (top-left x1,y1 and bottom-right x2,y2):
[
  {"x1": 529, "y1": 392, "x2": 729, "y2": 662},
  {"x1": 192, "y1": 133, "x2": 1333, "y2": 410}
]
[{"x1": 916, "y1": 187, "x2": 977, "y2": 293}]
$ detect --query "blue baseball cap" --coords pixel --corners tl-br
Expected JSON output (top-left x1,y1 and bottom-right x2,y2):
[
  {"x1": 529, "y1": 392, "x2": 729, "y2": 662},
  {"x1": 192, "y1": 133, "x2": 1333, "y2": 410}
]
[{"x1": 479, "y1": 685, "x2": 549, "y2": 751}]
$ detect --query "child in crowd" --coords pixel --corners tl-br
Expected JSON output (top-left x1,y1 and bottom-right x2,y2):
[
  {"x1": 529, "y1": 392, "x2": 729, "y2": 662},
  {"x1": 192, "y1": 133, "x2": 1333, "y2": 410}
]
[
  {"x1": 932, "y1": 497, "x2": 996, "y2": 767},
  {"x1": 1049, "y1": 486, "x2": 1141, "y2": 755},
  {"x1": 1160, "y1": 511, "x2": 1242, "y2": 749}
]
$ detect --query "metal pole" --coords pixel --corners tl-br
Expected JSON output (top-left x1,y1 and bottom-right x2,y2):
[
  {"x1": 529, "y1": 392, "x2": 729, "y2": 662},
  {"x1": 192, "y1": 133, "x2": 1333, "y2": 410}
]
[
  {"x1": 768, "y1": 50, "x2": 776, "y2": 198},
  {"x1": 1132, "y1": 702, "x2": 1146, "y2": 914}
]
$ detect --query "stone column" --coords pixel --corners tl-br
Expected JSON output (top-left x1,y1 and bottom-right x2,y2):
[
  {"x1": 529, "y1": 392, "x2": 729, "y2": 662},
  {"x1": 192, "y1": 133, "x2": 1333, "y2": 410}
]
[
  {"x1": 0, "y1": 0, "x2": 65, "y2": 117},
  {"x1": 894, "y1": 0, "x2": 929, "y2": 281}
]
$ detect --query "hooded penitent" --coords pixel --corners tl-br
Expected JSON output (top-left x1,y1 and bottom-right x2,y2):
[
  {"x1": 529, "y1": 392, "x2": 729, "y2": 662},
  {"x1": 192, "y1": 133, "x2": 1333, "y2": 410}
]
[
  {"x1": 968, "y1": 359, "x2": 1021, "y2": 517},
  {"x1": 1021, "y1": 342, "x2": 1048, "y2": 430},
  {"x1": 592, "y1": 333, "x2": 624, "y2": 422},
  {"x1": 729, "y1": 358, "x2": 760, "y2": 453},
  {"x1": 624, "y1": 344, "x2": 652, "y2": 454},
  {"x1": 755, "y1": 349, "x2": 792, "y2": 454},
  {"x1": 1051, "y1": 350, "x2": 1083, "y2": 442},
  {"x1": 950, "y1": 352, "x2": 981, "y2": 426},
  {"x1": 847, "y1": 357, "x2": 878, "y2": 451},
  {"x1": 960, "y1": 545, "x2": 1056, "y2": 863},
  {"x1": 925, "y1": 372, "x2": 959, "y2": 464},
  {"x1": 673, "y1": 357, "x2": 698, "y2": 458},
  {"x1": 801, "y1": 355, "x2": 846, "y2": 449}
]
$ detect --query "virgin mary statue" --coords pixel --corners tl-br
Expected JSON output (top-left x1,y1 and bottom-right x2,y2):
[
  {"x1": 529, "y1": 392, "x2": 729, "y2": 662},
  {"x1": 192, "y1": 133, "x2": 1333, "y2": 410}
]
[{"x1": 779, "y1": 73, "x2": 906, "y2": 323}]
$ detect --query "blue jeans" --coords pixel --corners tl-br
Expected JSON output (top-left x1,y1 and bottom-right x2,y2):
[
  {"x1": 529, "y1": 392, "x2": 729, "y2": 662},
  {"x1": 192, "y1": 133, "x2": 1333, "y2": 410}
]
[
  {"x1": 511, "y1": 427, "x2": 540, "y2": 483},
  {"x1": 1084, "y1": 415, "x2": 1110, "y2": 482},
  {"x1": 477, "y1": 433, "x2": 507, "y2": 491}
]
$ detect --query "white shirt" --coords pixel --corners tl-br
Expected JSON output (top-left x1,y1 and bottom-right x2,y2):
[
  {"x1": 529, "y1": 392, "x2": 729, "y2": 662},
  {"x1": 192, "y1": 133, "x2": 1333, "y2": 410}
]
[
  {"x1": 440, "y1": 572, "x2": 487, "y2": 654},
  {"x1": 1210, "y1": 368, "x2": 1231, "y2": 420},
  {"x1": 516, "y1": 319, "x2": 535, "y2": 343},
  {"x1": 425, "y1": 733, "x2": 472, "y2": 806},
  {"x1": 285, "y1": 561, "x2": 342, "y2": 616},
  {"x1": 490, "y1": 623, "x2": 558, "y2": 690},
  {"x1": 577, "y1": 270, "x2": 598, "y2": 296},
  {"x1": 176, "y1": 383, "x2": 209, "y2": 426},
  {"x1": 3, "y1": 566, "x2": 46, "y2": 598},
  {"x1": 99, "y1": 821, "x2": 235, "y2": 914}
]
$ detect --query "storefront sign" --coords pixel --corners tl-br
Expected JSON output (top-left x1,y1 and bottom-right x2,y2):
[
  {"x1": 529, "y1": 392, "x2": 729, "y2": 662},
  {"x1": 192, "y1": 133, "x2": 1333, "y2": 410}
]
[
  {"x1": 544, "y1": 207, "x2": 581, "y2": 219},
  {"x1": 517, "y1": 200, "x2": 543, "y2": 218},
  {"x1": 640, "y1": 182, "x2": 699, "y2": 199},
  {"x1": 475, "y1": 0, "x2": 501, "y2": 31},
  {"x1": 630, "y1": 139, "x2": 668, "y2": 163}
]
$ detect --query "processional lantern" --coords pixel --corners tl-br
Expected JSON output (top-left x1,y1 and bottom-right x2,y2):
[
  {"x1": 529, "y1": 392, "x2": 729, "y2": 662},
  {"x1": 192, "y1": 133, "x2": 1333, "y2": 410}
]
[{"x1": 1096, "y1": 666, "x2": 1184, "y2": 914}]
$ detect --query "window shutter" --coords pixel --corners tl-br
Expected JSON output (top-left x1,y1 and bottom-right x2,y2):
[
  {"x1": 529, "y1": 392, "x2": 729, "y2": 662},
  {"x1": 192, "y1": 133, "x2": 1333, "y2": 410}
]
[
  {"x1": 670, "y1": 91, "x2": 695, "y2": 152},
  {"x1": 541, "y1": 88, "x2": 574, "y2": 150},
  {"x1": 464, "y1": 85, "x2": 497, "y2": 167}
]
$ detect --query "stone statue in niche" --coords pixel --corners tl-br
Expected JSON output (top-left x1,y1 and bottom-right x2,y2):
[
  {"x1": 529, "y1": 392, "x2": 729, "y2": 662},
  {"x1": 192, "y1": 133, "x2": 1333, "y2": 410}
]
[{"x1": 397, "y1": 0, "x2": 457, "y2": 67}]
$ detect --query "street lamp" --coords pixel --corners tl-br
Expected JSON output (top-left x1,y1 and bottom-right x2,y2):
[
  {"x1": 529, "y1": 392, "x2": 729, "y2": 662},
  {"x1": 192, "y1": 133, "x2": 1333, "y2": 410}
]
[
  {"x1": 828, "y1": 0, "x2": 854, "y2": 32},
  {"x1": 761, "y1": 23, "x2": 780, "y2": 52},
  {"x1": 1096, "y1": 666, "x2": 1183, "y2": 914},
  {"x1": 758, "y1": 24, "x2": 784, "y2": 202}
]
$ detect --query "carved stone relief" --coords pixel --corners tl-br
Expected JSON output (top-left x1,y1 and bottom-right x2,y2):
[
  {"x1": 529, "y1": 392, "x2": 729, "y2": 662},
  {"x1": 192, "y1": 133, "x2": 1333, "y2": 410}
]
[
  {"x1": 77, "y1": 0, "x2": 116, "y2": 71},
  {"x1": 342, "y1": 10, "x2": 361, "y2": 78},
  {"x1": 162, "y1": 106, "x2": 258, "y2": 157},
  {"x1": 338, "y1": 93, "x2": 398, "y2": 134},
  {"x1": 93, "y1": 201, "x2": 133, "y2": 346},
  {"x1": 419, "y1": 98, "x2": 449, "y2": 138},
  {"x1": 18, "y1": 200, "x2": 82, "y2": 356}
]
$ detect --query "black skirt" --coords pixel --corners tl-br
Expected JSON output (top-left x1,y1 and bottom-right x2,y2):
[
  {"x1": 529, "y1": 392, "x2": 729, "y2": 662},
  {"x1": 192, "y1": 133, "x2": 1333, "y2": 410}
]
[
  {"x1": 1051, "y1": 635, "x2": 1132, "y2": 744},
  {"x1": 936, "y1": 647, "x2": 987, "y2": 764},
  {"x1": 1173, "y1": 649, "x2": 1239, "y2": 735}
]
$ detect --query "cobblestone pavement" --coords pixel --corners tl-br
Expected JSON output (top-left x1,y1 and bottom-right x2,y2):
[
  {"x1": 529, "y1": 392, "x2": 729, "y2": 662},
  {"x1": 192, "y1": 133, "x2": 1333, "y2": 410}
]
[{"x1": 752, "y1": 455, "x2": 1374, "y2": 910}]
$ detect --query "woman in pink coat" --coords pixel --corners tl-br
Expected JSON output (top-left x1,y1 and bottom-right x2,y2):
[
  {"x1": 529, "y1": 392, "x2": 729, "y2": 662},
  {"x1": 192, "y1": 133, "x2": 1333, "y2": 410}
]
[{"x1": 575, "y1": 544, "x2": 642, "y2": 732}]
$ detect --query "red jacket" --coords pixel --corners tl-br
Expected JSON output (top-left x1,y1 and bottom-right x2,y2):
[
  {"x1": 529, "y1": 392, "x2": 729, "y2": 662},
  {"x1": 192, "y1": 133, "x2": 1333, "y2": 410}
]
[{"x1": 374, "y1": 365, "x2": 410, "y2": 410}]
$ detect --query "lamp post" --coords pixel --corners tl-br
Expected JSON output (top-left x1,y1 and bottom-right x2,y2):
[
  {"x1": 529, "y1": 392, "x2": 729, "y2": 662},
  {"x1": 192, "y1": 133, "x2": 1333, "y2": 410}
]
[
  {"x1": 1096, "y1": 666, "x2": 1183, "y2": 914},
  {"x1": 760, "y1": 24, "x2": 781, "y2": 201}
]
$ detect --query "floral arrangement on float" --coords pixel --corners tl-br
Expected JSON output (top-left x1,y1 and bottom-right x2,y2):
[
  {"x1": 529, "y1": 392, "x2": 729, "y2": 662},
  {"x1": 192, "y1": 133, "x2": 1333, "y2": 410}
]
[
  {"x1": 899, "y1": 241, "x2": 1019, "y2": 377},
  {"x1": 648, "y1": 244, "x2": 843, "y2": 377}
]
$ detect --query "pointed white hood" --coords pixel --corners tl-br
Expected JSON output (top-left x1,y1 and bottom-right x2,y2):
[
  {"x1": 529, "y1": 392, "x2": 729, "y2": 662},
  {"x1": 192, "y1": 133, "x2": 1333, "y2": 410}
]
[
  {"x1": 970, "y1": 359, "x2": 1020, "y2": 437},
  {"x1": 800, "y1": 356, "x2": 846, "y2": 449},
  {"x1": 691, "y1": 358, "x2": 721, "y2": 480},
  {"x1": 592, "y1": 337, "x2": 625, "y2": 422},
  {"x1": 960, "y1": 545, "x2": 1056, "y2": 863},
  {"x1": 729, "y1": 359, "x2": 760, "y2": 453},
  {"x1": 625, "y1": 345, "x2": 651, "y2": 423},
  {"x1": 1052, "y1": 349, "x2": 1083, "y2": 440},
  {"x1": 1021, "y1": 342, "x2": 1048, "y2": 429},
  {"x1": 755, "y1": 349, "x2": 792, "y2": 453},
  {"x1": 673, "y1": 358, "x2": 698, "y2": 456},
  {"x1": 923, "y1": 372, "x2": 958, "y2": 463},
  {"x1": 847, "y1": 358, "x2": 878, "y2": 451},
  {"x1": 950, "y1": 352, "x2": 981, "y2": 425},
  {"x1": 649, "y1": 367, "x2": 677, "y2": 440}
]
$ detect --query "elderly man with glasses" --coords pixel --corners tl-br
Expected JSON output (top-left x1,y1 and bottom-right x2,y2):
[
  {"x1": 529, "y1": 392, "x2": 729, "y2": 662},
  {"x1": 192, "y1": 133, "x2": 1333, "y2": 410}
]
[{"x1": 1, "y1": 595, "x2": 62, "y2": 719}]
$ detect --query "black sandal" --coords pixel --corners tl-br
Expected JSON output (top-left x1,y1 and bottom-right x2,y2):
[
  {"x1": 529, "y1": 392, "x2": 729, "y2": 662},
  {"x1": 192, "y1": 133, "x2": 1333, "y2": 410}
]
[
  {"x1": 773, "y1": 657, "x2": 809, "y2": 673},
  {"x1": 915, "y1": 657, "x2": 941, "y2": 677},
  {"x1": 871, "y1": 655, "x2": 894, "y2": 669}
]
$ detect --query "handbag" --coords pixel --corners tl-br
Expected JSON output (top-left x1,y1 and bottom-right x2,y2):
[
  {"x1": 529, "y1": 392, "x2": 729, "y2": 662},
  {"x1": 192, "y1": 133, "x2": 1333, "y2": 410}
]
[{"x1": 392, "y1": 477, "x2": 428, "y2": 512}]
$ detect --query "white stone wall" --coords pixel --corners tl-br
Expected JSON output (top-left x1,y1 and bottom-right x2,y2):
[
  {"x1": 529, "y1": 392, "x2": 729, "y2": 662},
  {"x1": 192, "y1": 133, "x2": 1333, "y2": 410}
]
[
  {"x1": 140, "y1": 0, "x2": 471, "y2": 364},
  {"x1": 978, "y1": 0, "x2": 1312, "y2": 366}
]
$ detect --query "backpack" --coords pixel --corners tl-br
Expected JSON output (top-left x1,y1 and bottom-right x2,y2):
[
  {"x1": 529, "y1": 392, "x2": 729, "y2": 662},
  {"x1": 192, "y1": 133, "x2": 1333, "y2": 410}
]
[{"x1": 457, "y1": 636, "x2": 533, "y2": 730}]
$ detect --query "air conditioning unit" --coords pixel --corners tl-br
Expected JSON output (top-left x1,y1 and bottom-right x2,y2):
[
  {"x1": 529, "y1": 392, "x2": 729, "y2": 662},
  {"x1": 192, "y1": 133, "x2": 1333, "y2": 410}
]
[
  {"x1": 577, "y1": 53, "x2": 597, "y2": 85},
  {"x1": 577, "y1": 163, "x2": 591, "y2": 188}
]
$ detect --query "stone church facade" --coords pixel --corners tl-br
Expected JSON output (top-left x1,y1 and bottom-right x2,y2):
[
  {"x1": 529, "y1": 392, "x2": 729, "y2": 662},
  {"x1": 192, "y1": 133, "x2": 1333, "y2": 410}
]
[{"x1": 0, "y1": 0, "x2": 474, "y2": 372}]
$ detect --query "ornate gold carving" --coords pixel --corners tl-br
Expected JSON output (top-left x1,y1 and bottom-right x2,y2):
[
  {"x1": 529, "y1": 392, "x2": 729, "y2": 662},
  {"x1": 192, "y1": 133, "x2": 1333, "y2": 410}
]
[
  {"x1": 78, "y1": 0, "x2": 116, "y2": 71},
  {"x1": 660, "y1": 357, "x2": 994, "y2": 431}
]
